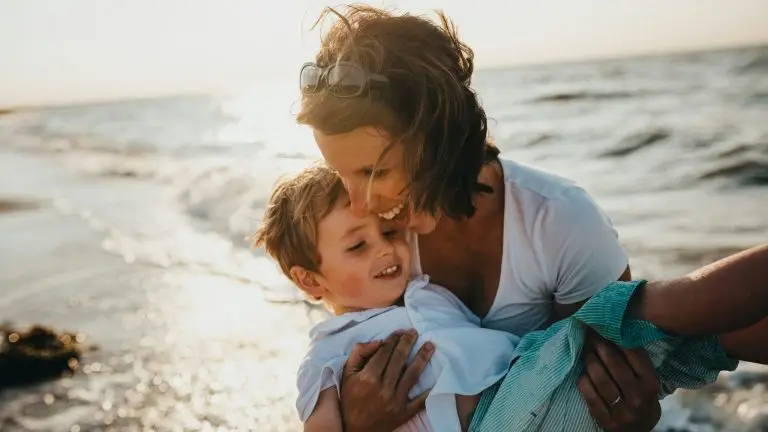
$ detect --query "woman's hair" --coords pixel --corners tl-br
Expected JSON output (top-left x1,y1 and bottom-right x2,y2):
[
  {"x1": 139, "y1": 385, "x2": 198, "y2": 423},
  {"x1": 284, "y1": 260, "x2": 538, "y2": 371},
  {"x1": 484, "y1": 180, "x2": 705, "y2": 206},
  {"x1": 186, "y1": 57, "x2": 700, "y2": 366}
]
[{"x1": 297, "y1": 5, "x2": 499, "y2": 219}]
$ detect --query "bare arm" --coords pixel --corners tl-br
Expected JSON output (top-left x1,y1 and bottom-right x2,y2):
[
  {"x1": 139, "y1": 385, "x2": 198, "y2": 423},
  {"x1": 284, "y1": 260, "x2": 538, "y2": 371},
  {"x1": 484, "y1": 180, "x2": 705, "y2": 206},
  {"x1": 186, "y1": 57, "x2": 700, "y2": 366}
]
[
  {"x1": 719, "y1": 318, "x2": 768, "y2": 364},
  {"x1": 628, "y1": 244, "x2": 768, "y2": 363},
  {"x1": 629, "y1": 244, "x2": 768, "y2": 336},
  {"x1": 456, "y1": 394, "x2": 481, "y2": 432},
  {"x1": 304, "y1": 387, "x2": 343, "y2": 432}
]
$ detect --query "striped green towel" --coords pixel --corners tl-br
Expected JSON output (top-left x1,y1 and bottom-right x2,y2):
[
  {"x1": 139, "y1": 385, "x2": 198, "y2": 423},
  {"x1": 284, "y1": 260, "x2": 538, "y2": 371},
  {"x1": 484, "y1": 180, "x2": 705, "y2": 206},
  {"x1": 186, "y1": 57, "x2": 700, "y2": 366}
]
[{"x1": 470, "y1": 280, "x2": 738, "y2": 431}]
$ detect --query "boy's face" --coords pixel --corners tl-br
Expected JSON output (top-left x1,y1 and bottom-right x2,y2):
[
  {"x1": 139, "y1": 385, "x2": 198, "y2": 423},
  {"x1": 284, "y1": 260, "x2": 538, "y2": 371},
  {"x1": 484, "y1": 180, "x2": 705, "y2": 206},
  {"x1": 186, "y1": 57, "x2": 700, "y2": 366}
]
[{"x1": 307, "y1": 200, "x2": 411, "y2": 311}]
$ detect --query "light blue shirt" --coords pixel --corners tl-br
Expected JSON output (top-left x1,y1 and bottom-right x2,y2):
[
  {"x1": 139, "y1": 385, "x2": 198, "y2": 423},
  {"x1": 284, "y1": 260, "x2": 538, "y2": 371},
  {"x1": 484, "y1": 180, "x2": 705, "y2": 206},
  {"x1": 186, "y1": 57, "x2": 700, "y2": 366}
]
[
  {"x1": 296, "y1": 276, "x2": 519, "y2": 432},
  {"x1": 469, "y1": 280, "x2": 739, "y2": 431}
]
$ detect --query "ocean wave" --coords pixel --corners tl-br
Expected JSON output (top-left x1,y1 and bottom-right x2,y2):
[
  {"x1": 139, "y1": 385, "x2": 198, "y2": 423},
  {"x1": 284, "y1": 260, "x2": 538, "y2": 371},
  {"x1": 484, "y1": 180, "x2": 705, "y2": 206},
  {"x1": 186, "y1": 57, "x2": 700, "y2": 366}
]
[
  {"x1": 176, "y1": 164, "x2": 270, "y2": 244},
  {"x1": 715, "y1": 142, "x2": 767, "y2": 159},
  {"x1": 737, "y1": 52, "x2": 768, "y2": 74},
  {"x1": 71, "y1": 154, "x2": 165, "y2": 180},
  {"x1": 3, "y1": 130, "x2": 158, "y2": 156},
  {"x1": 531, "y1": 90, "x2": 639, "y2": 103},
  {"x1": 600, "y1": 129, "x2": 670, "y2": 157},
  {"x1": 523, "y1": 133, "x2": 555, "y2": 147},
  {"x1": 0, "y1": 198, "x2": 40, "y2": 213},
  {"x1": 698, "y1": 159, "x2": 768, "y2": 186},
  {"x1": 747, "y1": 92, "x2": 768, "y2": 105}
]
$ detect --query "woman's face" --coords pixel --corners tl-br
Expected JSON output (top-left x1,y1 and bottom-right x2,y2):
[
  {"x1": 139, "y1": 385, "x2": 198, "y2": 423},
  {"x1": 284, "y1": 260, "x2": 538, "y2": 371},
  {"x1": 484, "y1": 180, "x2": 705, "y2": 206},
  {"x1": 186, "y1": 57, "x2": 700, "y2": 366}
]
[
  {"x1": 313, "y1": 127, "x2": 407, "y2": 219},
  {"x1": 313, "y1": 126, "x2": 441, "y2": 234}
]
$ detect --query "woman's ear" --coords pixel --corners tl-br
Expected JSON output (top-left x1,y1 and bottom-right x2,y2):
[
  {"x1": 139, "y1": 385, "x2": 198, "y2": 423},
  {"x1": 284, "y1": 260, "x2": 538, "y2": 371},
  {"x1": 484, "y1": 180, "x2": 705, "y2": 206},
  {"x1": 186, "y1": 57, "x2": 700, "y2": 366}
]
[{"x1": 289, "y1": 266, "x2": 324, "y2": 300}]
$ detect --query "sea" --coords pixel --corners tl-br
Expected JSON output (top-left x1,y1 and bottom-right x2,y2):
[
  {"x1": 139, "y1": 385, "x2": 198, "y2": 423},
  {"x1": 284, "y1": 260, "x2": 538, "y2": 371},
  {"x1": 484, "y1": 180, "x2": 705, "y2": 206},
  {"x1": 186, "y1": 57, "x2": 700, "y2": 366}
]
[{"x1": 1, "y1": 45, "x2": 767, "y2": 431}]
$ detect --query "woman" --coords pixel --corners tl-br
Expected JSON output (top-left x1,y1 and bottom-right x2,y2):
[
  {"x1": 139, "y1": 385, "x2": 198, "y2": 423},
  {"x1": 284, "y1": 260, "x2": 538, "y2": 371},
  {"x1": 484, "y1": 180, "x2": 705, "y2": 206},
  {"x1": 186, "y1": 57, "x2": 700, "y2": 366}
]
[{"x1": 296, "y1": 5, "x2": 679, "y2": 431}]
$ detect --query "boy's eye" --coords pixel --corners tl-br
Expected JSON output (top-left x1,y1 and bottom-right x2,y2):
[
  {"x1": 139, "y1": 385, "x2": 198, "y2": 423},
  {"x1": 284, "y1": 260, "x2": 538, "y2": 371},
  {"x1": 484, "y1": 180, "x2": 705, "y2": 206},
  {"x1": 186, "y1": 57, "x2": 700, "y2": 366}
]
[{"x1": 347, "y1": 241, "x2": 365, "y2": 252}]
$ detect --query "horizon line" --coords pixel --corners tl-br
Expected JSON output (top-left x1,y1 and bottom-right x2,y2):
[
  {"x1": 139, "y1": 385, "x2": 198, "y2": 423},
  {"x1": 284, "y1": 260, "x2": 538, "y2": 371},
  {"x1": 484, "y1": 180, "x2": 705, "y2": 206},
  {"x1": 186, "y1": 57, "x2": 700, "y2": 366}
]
[{"x1": 2, "y1": 40, "x2": 766, "y2": 112}]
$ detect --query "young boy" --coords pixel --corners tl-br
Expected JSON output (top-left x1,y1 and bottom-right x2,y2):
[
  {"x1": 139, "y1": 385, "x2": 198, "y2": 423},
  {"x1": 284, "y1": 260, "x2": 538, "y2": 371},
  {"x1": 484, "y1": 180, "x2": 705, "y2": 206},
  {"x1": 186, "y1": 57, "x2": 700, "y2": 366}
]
[
  {"x1": 254, "y1": 165, "x2": 514, "y2": 431},
  {"x1": 254, "y1": 164, "x2": 768, "y2": 432}
]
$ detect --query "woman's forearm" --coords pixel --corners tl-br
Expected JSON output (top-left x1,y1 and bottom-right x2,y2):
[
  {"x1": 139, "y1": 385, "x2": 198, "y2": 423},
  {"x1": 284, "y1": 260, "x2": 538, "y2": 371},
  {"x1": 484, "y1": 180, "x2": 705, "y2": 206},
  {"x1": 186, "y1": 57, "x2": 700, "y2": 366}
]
[
  {"x1": 720, "y1": 317, "x2": 768, "y2": 363},
  {"x1": 629, "y1": 244, "x2": 768, "y2": 336}
]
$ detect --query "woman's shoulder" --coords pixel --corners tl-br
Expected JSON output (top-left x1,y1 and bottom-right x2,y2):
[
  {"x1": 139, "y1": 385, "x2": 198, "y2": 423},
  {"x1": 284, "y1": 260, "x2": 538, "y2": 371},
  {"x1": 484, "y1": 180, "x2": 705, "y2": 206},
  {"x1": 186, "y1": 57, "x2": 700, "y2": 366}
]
[
  {"x1": 497, "y1": 157, "x2": 581, "y2": 201},
  {"x1": 495, "y1": 158, "x2": 615, "y2": 241}
]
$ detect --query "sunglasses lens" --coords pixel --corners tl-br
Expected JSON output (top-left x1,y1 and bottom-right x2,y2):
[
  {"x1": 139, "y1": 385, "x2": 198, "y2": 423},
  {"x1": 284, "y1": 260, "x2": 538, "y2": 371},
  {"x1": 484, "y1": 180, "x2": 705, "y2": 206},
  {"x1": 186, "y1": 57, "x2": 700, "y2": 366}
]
[
  {"x1": 300, "y1": 64, "x2": 322, "y2": 94},
  {"x1": 327, "y1": 64, "x2": 366, "y2": 96}
]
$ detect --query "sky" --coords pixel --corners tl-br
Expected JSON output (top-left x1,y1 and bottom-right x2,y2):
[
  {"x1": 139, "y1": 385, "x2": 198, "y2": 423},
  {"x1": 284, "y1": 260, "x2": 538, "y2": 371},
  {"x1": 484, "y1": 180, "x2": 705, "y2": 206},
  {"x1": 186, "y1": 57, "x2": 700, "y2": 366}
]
[{"x1": 1, "y1": 0, "x2": 767, "y2": 108}]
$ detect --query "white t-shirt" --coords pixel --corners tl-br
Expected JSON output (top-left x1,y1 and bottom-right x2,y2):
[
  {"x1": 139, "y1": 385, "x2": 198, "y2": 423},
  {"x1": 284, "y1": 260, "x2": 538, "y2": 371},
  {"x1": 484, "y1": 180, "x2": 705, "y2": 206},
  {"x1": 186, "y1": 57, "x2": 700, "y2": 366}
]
[
  {"x1": 295, "y1": 276, "x2": 519, "y2": 432},
  {"x1": 411, "y1": 158, "x2": 628, "y2": 335}
]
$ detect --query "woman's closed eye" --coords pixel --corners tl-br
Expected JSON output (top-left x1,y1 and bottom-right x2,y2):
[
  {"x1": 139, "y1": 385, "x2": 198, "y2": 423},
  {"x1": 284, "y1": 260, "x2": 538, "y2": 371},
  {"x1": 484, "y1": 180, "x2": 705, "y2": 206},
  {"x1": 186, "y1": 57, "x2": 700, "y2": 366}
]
[
  {"x1": 382, "y1": 229, "x2": 399, "y2": 239},
  {"x1": 361, "y1": 167, "x2": 388, "y2": 179}
]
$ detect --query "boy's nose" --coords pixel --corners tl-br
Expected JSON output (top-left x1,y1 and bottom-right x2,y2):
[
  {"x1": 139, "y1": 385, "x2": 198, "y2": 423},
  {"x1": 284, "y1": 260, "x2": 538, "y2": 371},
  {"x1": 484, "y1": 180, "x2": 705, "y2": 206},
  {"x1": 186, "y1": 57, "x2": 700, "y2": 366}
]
[{"x1": 376, "y1": 239, "x2": 395, "y2": 257}]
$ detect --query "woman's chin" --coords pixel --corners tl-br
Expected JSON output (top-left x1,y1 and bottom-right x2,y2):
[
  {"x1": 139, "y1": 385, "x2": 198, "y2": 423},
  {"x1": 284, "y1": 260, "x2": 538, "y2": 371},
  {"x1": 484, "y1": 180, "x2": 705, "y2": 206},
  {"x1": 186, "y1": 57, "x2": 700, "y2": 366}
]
[{"x1": 407, "y1": 212, "x2": 439, "y2": 234}]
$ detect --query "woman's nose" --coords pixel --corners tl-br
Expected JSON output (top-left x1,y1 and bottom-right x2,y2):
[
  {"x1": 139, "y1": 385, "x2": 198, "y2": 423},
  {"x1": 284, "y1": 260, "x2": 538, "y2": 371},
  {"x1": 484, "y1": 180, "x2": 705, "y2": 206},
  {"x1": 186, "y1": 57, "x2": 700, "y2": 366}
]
[{"x1": 345, "y1": 183, "x2": 370, "y2": 217}]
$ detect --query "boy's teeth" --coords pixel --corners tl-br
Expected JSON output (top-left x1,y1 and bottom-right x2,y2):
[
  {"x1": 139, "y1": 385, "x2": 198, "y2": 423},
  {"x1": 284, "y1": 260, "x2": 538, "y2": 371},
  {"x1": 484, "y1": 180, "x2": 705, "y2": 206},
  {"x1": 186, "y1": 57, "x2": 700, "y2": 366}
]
[
  {"x1": 377, "y1": 265, "x2": 399, "y2": 277},
  {"x1": 379, "y1": 202, "x2": 405, "y2": 220}
]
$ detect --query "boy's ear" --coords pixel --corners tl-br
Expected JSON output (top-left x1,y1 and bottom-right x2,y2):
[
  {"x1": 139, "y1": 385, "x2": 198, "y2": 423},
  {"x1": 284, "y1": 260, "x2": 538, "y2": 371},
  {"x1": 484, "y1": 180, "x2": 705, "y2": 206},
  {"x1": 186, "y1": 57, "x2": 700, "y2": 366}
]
[{"x1": 289, "y1": 266, "x2": 324, "y2": 299}]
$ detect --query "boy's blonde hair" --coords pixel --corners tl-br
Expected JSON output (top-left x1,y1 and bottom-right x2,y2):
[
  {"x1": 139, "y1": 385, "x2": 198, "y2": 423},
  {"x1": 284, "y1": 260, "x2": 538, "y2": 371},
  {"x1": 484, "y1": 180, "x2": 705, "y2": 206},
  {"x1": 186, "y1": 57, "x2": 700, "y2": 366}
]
[{"x1": 252, "y1": 164, "x2": 346, "y2": 281}]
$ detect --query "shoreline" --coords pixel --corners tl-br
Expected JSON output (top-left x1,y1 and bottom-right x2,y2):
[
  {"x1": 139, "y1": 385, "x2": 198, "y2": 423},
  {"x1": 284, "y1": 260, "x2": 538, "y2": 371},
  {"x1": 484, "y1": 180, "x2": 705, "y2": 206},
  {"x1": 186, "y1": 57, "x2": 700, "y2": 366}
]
[{"x1": 0, "y1": 152, "x2": 310, "y2": 431}]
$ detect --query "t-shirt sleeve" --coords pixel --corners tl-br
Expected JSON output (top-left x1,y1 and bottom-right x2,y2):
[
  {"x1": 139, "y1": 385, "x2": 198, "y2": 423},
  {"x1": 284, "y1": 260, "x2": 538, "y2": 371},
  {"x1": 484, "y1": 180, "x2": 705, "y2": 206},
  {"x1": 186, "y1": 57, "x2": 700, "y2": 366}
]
[
  {"x1": 295, "y1": 350, "x2": 346, "y2": 422},
  {"x1": 538, "y1": 187, "x2": 629, "y2": 304}
]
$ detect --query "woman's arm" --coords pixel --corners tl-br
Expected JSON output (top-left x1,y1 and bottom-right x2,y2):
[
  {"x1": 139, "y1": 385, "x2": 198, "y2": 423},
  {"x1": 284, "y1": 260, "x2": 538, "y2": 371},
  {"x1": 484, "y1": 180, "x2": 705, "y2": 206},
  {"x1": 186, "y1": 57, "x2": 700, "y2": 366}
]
[
  {"x1": 628, "y1": 244, "x2": 768, "y2": 363},
  {"x1": 720, "y1": 318, "x2": 768, "y2": 364},
  {"x1": 304, "y1": 387, "x2": 343, "y2": 432},
  {"x1": 629, "y1": 244, "x2": 768, "y2": 335}
]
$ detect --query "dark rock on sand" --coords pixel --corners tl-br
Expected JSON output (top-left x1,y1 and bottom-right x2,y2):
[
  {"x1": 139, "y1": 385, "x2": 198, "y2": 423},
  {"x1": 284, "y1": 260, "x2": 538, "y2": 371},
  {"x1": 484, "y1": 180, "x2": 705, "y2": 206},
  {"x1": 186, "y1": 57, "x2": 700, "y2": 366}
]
[{"x1": 0, "y1": 324, "x2": 84, "y2": 390}]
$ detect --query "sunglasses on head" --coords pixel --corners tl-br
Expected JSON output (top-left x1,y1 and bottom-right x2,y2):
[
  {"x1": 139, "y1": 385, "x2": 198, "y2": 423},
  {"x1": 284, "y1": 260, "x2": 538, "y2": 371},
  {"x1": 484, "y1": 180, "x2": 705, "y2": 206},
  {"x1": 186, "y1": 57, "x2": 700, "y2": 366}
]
[{"x1": 300, "y1": 62, "x2": 389, "y2": 98}]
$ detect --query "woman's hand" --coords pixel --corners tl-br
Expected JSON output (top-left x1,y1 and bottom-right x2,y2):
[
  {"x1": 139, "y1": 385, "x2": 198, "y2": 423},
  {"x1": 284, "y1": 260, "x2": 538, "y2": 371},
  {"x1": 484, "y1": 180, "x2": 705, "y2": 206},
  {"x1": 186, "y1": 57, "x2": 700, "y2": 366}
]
[
  {"x1": 577, "y1": 332, "x2": 662, "y2": 432},
  {"x1": 339, "y1": 330, "x2": 434, "y2": 432}
]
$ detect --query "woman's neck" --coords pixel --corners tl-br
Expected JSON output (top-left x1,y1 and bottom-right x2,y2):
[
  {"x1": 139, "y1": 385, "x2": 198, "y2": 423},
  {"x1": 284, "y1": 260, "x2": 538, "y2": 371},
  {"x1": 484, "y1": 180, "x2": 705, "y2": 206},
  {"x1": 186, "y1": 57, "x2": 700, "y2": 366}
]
[{"x1": 414, "y1": 160, "x2": 506, "y2": 317}]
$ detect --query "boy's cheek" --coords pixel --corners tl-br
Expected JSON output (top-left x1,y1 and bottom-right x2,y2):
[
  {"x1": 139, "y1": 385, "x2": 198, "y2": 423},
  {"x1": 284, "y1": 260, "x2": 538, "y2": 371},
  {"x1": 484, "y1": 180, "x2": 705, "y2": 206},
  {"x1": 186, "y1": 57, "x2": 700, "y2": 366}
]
[
  {"x1": 337, "y1": 273, "x2": 370, "y2": 299},
  {"x1": 395, "y1": 242, "x2": 412, "y2": 274}
]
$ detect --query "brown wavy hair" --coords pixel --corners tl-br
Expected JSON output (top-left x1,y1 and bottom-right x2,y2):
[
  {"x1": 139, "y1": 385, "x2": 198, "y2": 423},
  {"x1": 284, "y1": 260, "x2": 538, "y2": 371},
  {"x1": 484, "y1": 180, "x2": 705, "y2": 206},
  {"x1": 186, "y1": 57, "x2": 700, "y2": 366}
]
[{"x1": 297, "y1": 4, "x2": 499, "y2": 219}]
